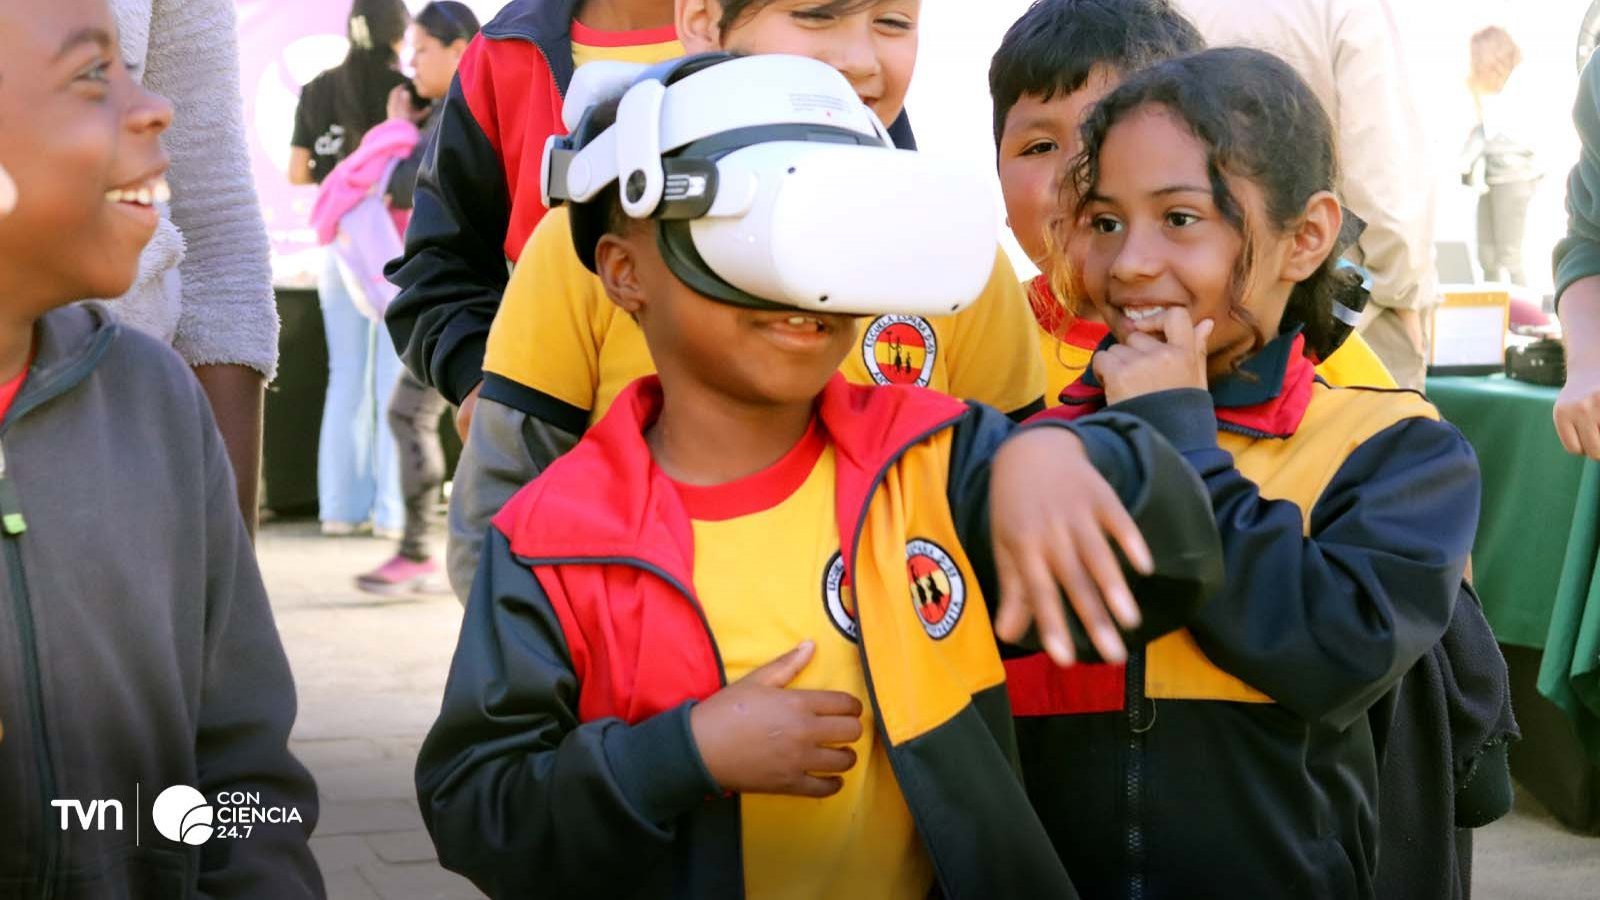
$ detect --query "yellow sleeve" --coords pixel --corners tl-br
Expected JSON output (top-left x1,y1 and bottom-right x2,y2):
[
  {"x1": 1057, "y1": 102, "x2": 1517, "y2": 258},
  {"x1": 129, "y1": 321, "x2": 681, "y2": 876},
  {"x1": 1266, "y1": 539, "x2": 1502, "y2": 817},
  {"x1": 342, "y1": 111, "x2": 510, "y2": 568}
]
[
  {"x1": 1313, "y1": 330, "x2": 1397, "y2": 389},
  {"x1": 482, "y1": 206, "x2": 614, "y2": 414},
  {"x1": 944, "y1": 249, "x2": 1048, "y2": 415}
]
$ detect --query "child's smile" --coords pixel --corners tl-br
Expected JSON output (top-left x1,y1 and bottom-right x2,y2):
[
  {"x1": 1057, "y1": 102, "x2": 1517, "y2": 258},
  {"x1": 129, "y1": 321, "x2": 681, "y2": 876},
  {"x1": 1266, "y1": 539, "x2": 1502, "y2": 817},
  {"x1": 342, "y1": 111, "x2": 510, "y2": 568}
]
[
  {"x1": 750, "y1": 310, "x2": 853, "y2": 354},
  {"x1": 104, "y1": 170, "x2": 170, "y2": 234}
]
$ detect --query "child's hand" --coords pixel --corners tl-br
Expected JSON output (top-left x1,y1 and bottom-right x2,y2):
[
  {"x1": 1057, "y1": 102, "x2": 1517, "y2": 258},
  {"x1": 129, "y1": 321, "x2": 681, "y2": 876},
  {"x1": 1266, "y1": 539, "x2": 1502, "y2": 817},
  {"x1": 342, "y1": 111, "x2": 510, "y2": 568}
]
[
  {"x1": 991, "y1": 429, "x2": 1155, "y2": 666},
  {"x1": 690, "y1": 641, "x2": 864, "y2": 797},
  {"x1": 1094, "y1": 307, "x2": 1215, "y2": 405}
]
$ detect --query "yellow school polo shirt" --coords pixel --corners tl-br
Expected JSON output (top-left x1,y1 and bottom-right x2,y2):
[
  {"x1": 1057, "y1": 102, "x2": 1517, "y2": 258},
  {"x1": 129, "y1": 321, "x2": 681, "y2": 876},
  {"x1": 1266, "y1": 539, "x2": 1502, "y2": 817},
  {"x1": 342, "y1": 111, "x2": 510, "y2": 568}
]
[
  {"x1": 674, "y1": 423, "x2": 934, "y2": 900},
  {"x1": 569, "y1": 21, "x2": 684, "y2": 68}
]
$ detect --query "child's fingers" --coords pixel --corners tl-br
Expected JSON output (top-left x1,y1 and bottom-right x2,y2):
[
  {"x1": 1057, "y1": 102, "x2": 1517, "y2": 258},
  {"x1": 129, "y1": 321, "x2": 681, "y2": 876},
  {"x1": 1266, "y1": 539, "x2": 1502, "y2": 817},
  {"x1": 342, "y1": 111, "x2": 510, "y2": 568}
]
[
  {"x1": 1020, "y1": 545, "x2": 1077, "y2": 666},
  {"x1": 811, "y1": 714, "x2": 865, "y2": 746},
  {"x1": 800, "y1": 690, "x2": 864, "y2": 719},
  {"x1": 1096, "y1": 487, "x2": 1154, "y2": 576},
  {"x1": 1123, "y1": 331, "x2": 1164, "y2": 352},
  {"x1": 1073, "y1": 516, "x2": 1142, "y2": 631},
  {"x1": 1162, "y1": 306, "x2": 1196, "y2": 350},
  {"x1": 803, "y1": 745, "x2": 858, "y2": 775},
  {"x1": 744, "y1": 641, "x2": 816, "y2": 688},
  {"x1": 1045, "y1": 534, "x2": 1125, "y2": 665},
  {"x1": 992, "y1": 543, "x2": 1033, "y2": 644},
  {"x1": 790, "y1": 775, "x2": 846, "y2": 798}
]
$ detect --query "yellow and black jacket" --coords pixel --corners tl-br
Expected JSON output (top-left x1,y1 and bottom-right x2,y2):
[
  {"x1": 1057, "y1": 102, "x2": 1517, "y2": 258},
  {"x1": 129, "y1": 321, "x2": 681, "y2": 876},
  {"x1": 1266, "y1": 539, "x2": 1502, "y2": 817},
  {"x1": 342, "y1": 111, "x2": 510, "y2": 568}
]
[
  {"x1": 415, "y1": 375, "x2": 1221, "y2": 899},
  {"x1": 1018, "y1": 333, "x2": 1481, "y2": 899}
]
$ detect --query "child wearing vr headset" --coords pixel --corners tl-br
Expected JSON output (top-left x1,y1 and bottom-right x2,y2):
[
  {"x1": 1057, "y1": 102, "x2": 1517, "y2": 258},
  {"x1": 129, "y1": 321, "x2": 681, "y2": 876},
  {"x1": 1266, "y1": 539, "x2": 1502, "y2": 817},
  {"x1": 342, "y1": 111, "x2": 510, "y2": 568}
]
[
  {"x1": 442, "y1": 0, "x2": 1049, "y2": 601},
  {"x1": 1018, "y1": 48, "x2": 1483, "y2": 898},
  {"x1": 989, "y1": 0, "x2": 1394, "y2": 409},
  {"x1": 416, "y1": 53, "x2": 1226, "y2": 900}
]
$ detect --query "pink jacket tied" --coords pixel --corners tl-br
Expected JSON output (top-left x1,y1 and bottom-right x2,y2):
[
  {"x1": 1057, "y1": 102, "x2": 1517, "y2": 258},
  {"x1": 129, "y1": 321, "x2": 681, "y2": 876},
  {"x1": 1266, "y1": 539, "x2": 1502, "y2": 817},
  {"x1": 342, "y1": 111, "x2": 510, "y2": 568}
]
[{"x1": 312, "y1": 118, "x2": 420, "y2": 321}]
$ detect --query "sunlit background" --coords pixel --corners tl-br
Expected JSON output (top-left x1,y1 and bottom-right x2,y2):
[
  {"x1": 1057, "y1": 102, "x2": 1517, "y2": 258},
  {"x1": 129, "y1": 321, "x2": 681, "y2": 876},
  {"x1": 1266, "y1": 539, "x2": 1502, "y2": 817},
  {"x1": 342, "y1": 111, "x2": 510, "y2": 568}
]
[{"x1": 241, "y1": 0, "x2": 1598, "y2": 299}]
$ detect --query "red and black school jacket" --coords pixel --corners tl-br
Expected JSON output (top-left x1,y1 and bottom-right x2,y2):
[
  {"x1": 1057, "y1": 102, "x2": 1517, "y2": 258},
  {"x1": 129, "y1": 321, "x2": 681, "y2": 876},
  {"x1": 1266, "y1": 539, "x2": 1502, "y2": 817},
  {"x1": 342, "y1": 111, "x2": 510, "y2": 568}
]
[
  {"x1": 1014, "y1": 334, "x2": 1482, "y2": 900},
  {"x1": 414, "y1": 374, "x2": 1219, "y2": 899},
  {"x1": 381, "y1": 0, "x2": 917, "y2": 405}
]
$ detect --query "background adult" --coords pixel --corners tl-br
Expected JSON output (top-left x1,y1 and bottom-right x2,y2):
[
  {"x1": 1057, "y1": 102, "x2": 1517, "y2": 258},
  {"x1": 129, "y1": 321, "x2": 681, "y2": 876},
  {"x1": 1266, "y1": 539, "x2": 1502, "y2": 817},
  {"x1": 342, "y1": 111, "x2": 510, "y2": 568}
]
[
  {"x1": 1177, "y1": 0, "x2": 1439, "y2": 389},
  {"x1": 109, "y1": 0, "x2": 280, "y2": 534},
  {"x1": 1555, "y1": 50, "x2": 1600, "y2": 460},
  {"x1": 354, "y1": 1, "x2": 481, "y2": 594},
  {"x1": 290, "y1": 0, "x2": 412, "y2": 537},
  {"x1": 1463, "y1": 26, "x2": 1542, "y2": 286}
]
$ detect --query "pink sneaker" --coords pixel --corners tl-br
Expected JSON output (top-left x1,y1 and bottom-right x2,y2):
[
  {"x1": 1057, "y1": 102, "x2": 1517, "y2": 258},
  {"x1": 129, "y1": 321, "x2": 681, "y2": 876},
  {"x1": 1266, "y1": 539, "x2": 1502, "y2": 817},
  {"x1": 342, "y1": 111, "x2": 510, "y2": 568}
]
[{"x1": 356, "y1": 555, "x2": 443, "y2": 595}]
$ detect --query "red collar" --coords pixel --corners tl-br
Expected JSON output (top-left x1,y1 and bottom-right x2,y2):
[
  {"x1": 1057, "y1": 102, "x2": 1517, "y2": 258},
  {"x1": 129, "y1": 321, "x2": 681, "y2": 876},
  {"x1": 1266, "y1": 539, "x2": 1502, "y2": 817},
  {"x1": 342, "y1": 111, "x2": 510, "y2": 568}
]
[
  {"x1": 493, "y1": 375, "x2": 969, "y2": 583},
  {"x1": 1028, "y1": 276, "x2": 1109, "y2": 349},
  {"x1": 1052, "y1": 333, "x2": 1317, "y2": 438}
]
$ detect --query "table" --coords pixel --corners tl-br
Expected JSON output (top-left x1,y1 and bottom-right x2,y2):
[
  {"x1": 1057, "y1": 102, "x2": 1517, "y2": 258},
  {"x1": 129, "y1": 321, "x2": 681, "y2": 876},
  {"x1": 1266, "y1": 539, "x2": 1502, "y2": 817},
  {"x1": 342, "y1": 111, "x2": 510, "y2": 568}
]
[{"x1": 1428, "y1": 375, "x2": 1600, "y2": 829}]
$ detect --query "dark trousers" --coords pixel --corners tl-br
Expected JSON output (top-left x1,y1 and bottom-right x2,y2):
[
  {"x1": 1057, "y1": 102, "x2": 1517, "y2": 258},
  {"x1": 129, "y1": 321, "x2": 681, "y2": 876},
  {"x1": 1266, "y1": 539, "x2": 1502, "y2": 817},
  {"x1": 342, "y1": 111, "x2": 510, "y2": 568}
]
[
  {"x1": 388, "y1": 369, "x2": 449, "y2": 560},
  {"x1": 1476, "y1": 180, "x2": 1537, "y2": 285}
]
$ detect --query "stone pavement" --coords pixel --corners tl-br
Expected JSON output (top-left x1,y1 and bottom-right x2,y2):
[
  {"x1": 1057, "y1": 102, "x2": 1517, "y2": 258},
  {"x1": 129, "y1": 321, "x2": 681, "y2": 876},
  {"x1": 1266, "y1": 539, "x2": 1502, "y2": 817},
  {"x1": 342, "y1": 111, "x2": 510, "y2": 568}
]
[
  {"x1": 262, "y1": 521, "x2": 483, "y2": 900},
  {"x1": 256, "y1": 520, "x2": 1600, "y2": 900}
]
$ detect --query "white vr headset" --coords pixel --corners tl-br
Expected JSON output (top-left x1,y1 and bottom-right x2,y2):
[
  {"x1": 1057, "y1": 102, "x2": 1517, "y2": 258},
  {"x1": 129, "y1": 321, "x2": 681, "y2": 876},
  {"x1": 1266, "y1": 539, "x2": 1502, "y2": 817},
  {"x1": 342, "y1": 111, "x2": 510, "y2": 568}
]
[{"x1": 540, "y1": 53, "x2": 997, "y2": 317}]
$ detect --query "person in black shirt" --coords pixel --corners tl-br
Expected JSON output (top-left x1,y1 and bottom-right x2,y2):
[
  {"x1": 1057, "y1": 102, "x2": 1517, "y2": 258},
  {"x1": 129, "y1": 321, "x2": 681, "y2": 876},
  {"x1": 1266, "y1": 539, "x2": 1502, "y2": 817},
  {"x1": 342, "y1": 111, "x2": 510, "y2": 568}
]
[
  {"x1": 290, "y1": 0, "x2": 411, "y2": 186},
  {"x1": 291, "y1": 0, "x2": 413, "y2": 539}
]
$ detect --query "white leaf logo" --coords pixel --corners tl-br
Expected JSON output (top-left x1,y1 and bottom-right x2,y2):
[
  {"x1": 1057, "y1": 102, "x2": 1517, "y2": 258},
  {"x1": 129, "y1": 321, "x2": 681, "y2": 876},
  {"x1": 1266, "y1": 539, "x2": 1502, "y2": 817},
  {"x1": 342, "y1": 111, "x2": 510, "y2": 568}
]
[{"x1": 152, "y1": 786, "x2": 214, "y2": 845}]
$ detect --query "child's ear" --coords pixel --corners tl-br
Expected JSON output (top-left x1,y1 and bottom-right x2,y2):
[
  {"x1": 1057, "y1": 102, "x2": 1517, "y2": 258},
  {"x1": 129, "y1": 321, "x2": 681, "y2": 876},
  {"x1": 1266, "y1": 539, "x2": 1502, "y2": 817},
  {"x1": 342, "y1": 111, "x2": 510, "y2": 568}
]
[
  {"x1": 676, "y1": 0, "x2": 721, "y2": 53},
  {"x1": 595, "y1": 233, "x2": 648, "y2": 318},
  {"x1": 1280, "y1": 190, "x2": 1342, "y2": 282},
  {"x1": 0, "y1": 162, "x2": 16, "y2": 218}
]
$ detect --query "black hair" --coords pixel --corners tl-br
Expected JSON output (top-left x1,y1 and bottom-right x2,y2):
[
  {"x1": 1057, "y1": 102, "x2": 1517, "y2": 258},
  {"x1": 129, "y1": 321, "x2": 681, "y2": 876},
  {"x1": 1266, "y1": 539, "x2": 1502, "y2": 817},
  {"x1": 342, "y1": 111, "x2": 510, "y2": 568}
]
[
  {"x1": 718, "y1": 0, "x2": 882, "y2": 33},
  {"x1": 1068, "y1": 47, "x2": 1359, "y2": 362},
  {"x1": 327, "y1": 0, "x2": 411, "y2": 148},
  {"x1": 415, "y1": 1, "x2": 481, "y2": 46},
  {"x1": 988, "y1": 0, "x2": 1203, "y2": 146}
]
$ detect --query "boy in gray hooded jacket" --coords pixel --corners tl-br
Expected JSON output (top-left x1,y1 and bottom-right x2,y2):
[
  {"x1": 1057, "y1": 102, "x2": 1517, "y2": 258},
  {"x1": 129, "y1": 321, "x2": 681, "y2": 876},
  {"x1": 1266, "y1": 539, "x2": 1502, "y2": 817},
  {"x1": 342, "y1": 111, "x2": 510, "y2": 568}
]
[{"x1": 0, "y1": 1, "x2": 322, "y2": 896}]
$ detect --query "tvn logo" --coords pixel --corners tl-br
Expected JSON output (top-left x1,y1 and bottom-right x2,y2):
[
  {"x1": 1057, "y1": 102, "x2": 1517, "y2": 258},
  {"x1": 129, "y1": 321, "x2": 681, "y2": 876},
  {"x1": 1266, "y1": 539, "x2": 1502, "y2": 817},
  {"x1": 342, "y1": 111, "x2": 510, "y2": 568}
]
[
  {"x1": 50, "y1": 799, "x2": 123, "y2": 832},
  {"x1": 51, "y1": 785, "x2": 301, "y2": 845}
]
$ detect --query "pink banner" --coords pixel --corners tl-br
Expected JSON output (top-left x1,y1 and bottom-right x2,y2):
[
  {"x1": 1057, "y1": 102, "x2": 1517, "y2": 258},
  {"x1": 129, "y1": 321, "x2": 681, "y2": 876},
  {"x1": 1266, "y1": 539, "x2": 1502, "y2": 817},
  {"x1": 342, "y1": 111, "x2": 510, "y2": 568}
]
[{"x1": 236, "y1": 0, "x2": 351, "y2": 287}]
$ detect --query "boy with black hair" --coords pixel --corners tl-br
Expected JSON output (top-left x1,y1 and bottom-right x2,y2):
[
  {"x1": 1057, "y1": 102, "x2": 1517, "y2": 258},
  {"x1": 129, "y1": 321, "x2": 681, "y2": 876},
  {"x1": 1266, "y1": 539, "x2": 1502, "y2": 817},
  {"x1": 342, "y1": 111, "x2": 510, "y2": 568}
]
[
  {"x1": 989, "y1": 0, "x2": 1393, "y2": 406},
  {"x1": 416, "y1": 55, "x2": 1222, "y2": 900},
  {"x1": 0, "y1": 1, "x2": 321, "y2": 895}
]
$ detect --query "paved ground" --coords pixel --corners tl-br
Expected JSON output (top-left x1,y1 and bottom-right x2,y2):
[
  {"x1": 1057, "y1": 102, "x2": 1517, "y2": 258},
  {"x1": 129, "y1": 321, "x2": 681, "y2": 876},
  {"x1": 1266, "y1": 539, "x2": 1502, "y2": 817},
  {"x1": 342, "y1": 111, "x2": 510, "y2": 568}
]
[{"x1": 257, "y1": 520, "x2": 1600, "y2": 900}]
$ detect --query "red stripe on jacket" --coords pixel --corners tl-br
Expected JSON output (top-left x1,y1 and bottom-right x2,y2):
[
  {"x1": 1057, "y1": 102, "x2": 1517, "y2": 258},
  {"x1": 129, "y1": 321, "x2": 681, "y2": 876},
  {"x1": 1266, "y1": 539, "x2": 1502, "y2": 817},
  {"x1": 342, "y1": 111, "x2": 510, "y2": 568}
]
[{"x1": 456, "y1": 36, "x2": 566, "y2": 262}]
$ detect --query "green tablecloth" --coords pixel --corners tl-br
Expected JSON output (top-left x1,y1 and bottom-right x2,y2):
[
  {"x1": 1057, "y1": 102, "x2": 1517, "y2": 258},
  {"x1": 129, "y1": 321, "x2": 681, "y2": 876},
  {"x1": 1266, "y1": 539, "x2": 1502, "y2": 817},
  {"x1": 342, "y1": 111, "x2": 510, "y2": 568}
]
[{"x1": 1428, "y1": 375, "x2": 1600, "y2": 766}]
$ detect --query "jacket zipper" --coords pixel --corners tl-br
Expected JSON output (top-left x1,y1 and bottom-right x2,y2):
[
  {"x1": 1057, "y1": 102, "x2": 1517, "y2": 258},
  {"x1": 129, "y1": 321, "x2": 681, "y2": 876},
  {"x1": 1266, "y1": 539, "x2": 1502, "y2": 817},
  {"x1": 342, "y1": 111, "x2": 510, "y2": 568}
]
[
  {"x1": 0, "y1": 437, "x2": 54, "y2": 899},
  {"x1": 1125, "y1": 648, "x2": 1147, "y2": 900}
]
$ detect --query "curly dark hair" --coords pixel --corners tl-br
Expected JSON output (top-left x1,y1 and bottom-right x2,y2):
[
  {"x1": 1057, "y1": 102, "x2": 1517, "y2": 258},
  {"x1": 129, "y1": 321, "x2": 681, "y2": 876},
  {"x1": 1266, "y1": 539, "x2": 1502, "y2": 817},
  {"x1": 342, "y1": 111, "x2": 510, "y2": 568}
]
[{"x1": 1064, "y1": 47, "x2": 1360, "y2": 362}]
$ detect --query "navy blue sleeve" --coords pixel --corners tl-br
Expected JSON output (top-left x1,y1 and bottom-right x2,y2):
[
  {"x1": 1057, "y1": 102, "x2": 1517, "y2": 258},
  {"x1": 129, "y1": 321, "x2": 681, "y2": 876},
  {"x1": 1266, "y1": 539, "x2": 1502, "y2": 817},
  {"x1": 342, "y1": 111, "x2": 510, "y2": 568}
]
[
  {"x1": 1112, "y1": 388, "x2": 1480, "y2": 730},
  {"x1": 947, "y1": 403, "x2": 1224, "y2": 657},
  {"x1": 415, "y1": 528, "x2": 718, "y2": 897},
  {"x1": 384, "y1": 75, "x2": 510, "y2": 405}
]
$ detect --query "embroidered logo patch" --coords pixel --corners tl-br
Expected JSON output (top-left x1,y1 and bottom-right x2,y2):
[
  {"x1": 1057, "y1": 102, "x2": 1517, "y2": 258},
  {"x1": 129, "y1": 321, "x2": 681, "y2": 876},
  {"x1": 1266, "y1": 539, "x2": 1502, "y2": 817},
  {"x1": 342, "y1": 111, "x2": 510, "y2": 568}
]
[
  {"x1": 862, "y1": 315, "x2": 937, "y2": 387},
  {"x1": 821, "y1": 552, "x2": 859, "y2": 642},
  {"x1": 906, "y1": 539, "x2": 965, "y2": 639}
]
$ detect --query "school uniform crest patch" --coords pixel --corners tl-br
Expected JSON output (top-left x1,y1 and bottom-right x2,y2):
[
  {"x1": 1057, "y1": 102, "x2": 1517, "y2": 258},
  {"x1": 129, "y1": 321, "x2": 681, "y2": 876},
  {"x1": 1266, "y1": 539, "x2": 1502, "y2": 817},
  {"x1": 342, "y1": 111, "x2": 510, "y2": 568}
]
[
  {"x1": 821, "y1": 552, "x2": 859, "y2": 642},
  {"x1": 906, "y1": 539, "x2": 965, "y2": 639},
  {"x1": 862, "y1": 315, "x2": 937, "y2": 387}
]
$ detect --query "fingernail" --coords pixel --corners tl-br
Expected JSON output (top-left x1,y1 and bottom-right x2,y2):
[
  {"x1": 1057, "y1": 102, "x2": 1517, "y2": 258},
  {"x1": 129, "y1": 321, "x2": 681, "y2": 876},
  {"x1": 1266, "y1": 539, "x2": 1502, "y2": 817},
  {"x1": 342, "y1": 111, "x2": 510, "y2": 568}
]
[
  {"x1": 1101, "y1": 634, "x2": 1127, "y2": 664},
  {"x1": 1117, "y1": 592, "x2": 1142, "y2": 628},
  {"x1": 1046, "y1": 634, "x2": 1073, "y2": 665}
]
